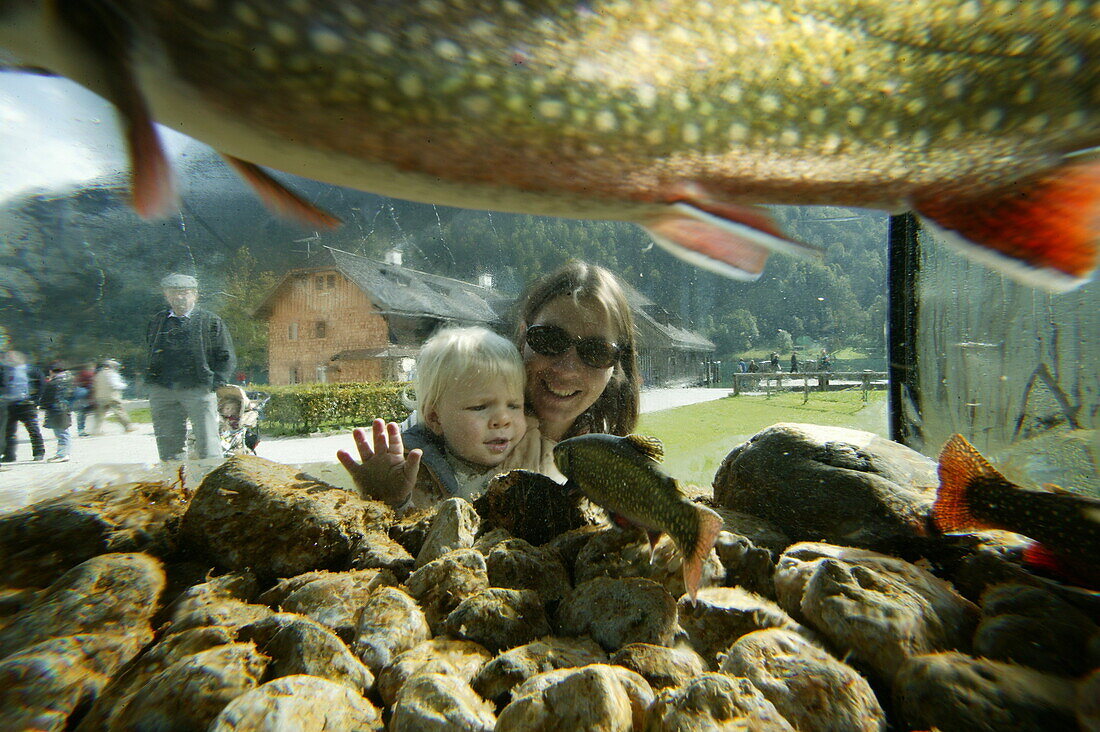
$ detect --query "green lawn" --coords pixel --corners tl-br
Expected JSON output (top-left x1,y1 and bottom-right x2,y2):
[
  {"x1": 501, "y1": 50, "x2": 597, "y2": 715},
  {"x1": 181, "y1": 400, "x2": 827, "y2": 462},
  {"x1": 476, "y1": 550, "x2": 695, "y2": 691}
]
[{"x1": 636, "y1": 390, "x2": 887, "y2": 487}]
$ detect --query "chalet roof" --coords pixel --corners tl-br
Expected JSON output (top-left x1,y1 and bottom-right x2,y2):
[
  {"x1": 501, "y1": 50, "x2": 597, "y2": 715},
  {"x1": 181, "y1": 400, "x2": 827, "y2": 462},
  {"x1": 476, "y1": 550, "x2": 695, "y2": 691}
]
[
  {"x1": 257, "y1": 247, "x2": 713, "y2": 352},
  {"x1": 255, "y1": 247, "x2": 508, "y2": 325}
]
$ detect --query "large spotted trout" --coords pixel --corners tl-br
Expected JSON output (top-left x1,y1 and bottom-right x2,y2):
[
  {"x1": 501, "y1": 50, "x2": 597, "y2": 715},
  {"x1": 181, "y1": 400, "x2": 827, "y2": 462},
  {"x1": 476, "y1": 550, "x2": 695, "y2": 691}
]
[{"x1": 1, "y1": 1, "x2": 1097, "y2": 289}]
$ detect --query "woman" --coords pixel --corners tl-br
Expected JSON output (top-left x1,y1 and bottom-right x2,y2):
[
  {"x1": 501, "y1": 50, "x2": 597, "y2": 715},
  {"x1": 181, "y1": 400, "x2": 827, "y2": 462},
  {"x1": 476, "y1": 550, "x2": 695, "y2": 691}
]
[{"x1": 340, "y1": 260, "x2": 641, "y2": 505}]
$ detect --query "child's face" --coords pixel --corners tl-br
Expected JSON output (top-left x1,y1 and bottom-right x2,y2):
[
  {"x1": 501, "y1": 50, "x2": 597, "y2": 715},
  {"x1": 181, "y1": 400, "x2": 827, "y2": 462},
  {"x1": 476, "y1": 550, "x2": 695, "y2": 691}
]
[{"x1": 426, "y1": 376, "x2": 524, "y2": 468}]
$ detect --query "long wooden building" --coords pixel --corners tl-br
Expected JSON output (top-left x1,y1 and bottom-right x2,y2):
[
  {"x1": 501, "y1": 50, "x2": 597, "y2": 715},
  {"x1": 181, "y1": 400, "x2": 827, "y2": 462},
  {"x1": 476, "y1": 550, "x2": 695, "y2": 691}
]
[{"x1": 255, "y1": 247, "x2": 714, "y2": 386}]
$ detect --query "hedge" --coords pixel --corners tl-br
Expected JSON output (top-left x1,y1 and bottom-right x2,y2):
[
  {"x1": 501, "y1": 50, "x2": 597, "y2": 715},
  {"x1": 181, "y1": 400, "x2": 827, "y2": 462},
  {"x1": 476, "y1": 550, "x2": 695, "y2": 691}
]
[{"x1": 253, "y1": 381, "x2": 412, "y2": 434}]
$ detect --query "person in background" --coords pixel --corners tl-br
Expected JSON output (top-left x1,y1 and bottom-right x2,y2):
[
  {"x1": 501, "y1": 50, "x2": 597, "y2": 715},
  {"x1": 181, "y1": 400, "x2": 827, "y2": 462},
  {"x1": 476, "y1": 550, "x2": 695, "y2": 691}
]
[
  {"x1": 72, "y1": 361, "x2": 96, "y2": 436},
  {"x1": 747, "y1": 359, "x2": 760, "y2": 373},
  {"x1": 146, "y1": 273, "x2": 236, "y2": 461},
  {"x1": 92, "y1": 359, "x2": 135, "y2": 434},
  {"x1": 2, "y1": 350, "x2": 45, "y2": 462},
  {"x1": 790, "y1": 352, "x2": 799, "y2": 373},
  {"x1": 738, "y1": 358, "x2": 748, "y2": 373},
  {"x1": 770, "y1": 352, "x2": 781, "y2": 372},
  {"x1": 40, "y1": 362, "x2": 74, "y2": 462},
  {"x1": 338, "y1": 326, "x2": 544, "y2": 509}
]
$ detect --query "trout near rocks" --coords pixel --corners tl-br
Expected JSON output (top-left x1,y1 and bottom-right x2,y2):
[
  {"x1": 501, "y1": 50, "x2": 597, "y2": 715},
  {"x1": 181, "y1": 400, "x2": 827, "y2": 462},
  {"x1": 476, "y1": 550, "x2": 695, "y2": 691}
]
[
  {"x1": 0, "y1": 1, "x2": 1097, "y2": 289},
  {"x1": 934, "y1": 434, "x2": 1100, "y2": 589},
  {"x1": 553, "y1": 433, "x2": 723, "y2": 602}
]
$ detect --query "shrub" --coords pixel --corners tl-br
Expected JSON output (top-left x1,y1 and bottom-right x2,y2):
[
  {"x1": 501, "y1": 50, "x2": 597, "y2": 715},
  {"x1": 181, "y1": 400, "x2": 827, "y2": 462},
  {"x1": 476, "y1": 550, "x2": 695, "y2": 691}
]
[{"x1": 254, "y1": 382, "x2": 411, "y2": 434}]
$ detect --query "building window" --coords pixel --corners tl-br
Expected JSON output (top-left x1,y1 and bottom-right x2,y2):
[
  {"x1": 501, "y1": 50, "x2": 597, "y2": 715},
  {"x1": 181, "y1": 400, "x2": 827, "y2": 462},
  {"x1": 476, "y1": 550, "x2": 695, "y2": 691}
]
[
  {"x1": 315, "y1": 275, "x2": 325, "y2": 290},
  {"x1": 327, "y1": 274, "x2": 336, "y2": 289},
  {"x1": 289, "y1": 366, "x2": 300, "y2": 384},
  {"x1": 288, "y1": 322, "x2": 299, "y2": 340},
  {"x1": 314, "y1": 320, "x2": 326, "y2": 338},
  {"x1": 315, "y1": 273, "x2": 337, "y2": 290}
]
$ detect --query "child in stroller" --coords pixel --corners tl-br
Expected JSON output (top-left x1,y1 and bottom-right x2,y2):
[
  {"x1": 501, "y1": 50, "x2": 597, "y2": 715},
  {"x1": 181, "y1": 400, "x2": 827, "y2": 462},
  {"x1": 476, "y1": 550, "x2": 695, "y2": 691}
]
[{"x1": 215, "y1": 385, "x2": 269, "y2": 456}]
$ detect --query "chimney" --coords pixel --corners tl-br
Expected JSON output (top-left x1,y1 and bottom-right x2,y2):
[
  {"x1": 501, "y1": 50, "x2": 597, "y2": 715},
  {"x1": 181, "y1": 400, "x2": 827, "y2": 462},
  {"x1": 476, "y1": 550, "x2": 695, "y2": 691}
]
[
  {"x1": 384, "y1": 249, "x2": 403, "y2": 266},
  {"x1": 477, "y1": 272, "x2": 494, "y2": 289}
]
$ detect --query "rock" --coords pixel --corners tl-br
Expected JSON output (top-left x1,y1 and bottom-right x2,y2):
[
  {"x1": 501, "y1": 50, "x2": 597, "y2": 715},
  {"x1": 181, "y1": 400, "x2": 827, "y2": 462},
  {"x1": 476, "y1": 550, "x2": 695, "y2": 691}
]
[
  {"x1": 388, "y1": 509, "x2": 436, "y2": 560},
  {"x1": 178, "y1": 455, "x2": 391, "y2": 581},
  {"x1": 0, "y1": 480, "x2": 188, "y2": 589},
  {"x1": 353, "y1": 586, "x2": 431, "y2": 676},
  {"x1": 258, "y1": 568, "x2": 396, "y2": 641},
  {"x1": 417, "y1": 497, "x2": 481, "y2": 567},
  {"x1": 974, "y1": 583, "x2": 1100, "y2": 676},
  {"x1": 894, "y1": 652, "x2": 1079, "y2": 731},
  {"x1": 775, "y1": 542, "x2": 979, "y2": 679},
  {"x1": 543, "y1": 525, "x2": 603, "y2": 578},
  {"x1": 210, "y1": 675, "x2": 383, "y2": 731},
  {"x1": 714, "y1": 531, "x2": 777, "y2": 598},
  {"x1": 77, "y1": 625, "x2": 237, "y2": 730},
  {"x1": 556, "y1": 577, "x2": 679, "y2": 652},
  {"x1": 644, "y1": 673, "x2": 795, "y2": 731},
  {"x1": 237, "y1": 613, "x2": 374, "y2": 695},
  {"x1": 0, "y1": 552, "x2": 165, "y2": 658},
  {"x1": 111, "y1": 642, "x2": 270, "y2": 730},
  {"x1": 350, "y1": 530, "x2": 416, "y2": 581},
  {"x1": 390, "y1": 673, "x2": 497, "y2": 732},
  {"x1": 677, "y1": 587, "x2": 815, "y2": 669},
  {"x1": 405, "y1": 548, "x2": 490, "y2": 630},
  {"x1": 483, "y1": 537, "x2": 572, "y2": 605},
  {"x1": 714, "y1": 424, "x2": 936, "y2": 548},
  {"x1": 441, "y1": 588, "x2": 551, "y2": 653},
  {"x1": 1079, "y1": 669, "x2": 1100, "y2": 731},
  {"x1": 472, "y1": 527, "x2": 515, "y2": 554},
  {"x1": 574, "y1": 527, "x2": 725, "y2": 602},
  {"x1": 474, "y1": 469, "x2": 595, "y2": 545},
  {"x1": 708, "y1": 507, "x2": 791, "y2": 556},
  {"x1": 721, "y1": 629, "x2": 886, "y2": 732},
  {"x1": 376, "y1": 638, "x2": 493, "y2": 708},
  {"x1": 0, "y1": 632, "x2": 150, "y2": 731},
  {"x1": 610, "y1": 643, "x2": 707, "y2": 691},
  {"x1": 163, "y1": 570, "x2": 271, "y2": 636},
  {"x1": 496, "y1": 664, "x2": 654, "y2": 731},
  {"x1": 472, "y1": 636, "x2": 607, "y2": 703}
]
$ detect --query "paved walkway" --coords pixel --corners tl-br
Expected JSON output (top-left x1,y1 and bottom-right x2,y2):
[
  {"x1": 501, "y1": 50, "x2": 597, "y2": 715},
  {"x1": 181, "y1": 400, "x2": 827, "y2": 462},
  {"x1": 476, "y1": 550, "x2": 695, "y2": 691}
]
[{"x1": 0, "y1": 388, "x2": 735, "y2": 514}]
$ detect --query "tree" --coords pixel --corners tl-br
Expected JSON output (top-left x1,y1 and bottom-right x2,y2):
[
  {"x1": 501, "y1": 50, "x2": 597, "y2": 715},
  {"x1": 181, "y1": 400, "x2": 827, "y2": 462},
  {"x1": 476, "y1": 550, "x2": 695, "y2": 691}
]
[{"x1": 212, "y1": 247, "x2": 278, "y2": 379}]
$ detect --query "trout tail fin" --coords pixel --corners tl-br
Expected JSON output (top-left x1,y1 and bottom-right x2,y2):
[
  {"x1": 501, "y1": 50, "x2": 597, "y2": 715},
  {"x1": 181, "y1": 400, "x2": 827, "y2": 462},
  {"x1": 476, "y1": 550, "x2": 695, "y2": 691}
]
[
  {"x1": 933, "y1": 434, "x2": 1004, "y2": 532},
  {"x1": 679, "y1": 503, "x2": 724, "y2": 604}
]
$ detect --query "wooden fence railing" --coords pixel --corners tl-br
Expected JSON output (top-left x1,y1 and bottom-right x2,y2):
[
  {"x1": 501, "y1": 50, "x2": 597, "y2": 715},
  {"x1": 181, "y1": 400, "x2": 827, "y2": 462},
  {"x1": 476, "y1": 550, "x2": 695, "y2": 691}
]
[{"x1": 729, "y1": 371, "x2": 888, "y2": 402}]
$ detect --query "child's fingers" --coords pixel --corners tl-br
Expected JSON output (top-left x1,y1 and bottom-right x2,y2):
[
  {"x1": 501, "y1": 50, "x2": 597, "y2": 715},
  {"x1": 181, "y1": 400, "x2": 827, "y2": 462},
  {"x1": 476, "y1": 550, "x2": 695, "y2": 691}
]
[
  {"x1": 370, "y1": 419, "x2": 388, "y2": 453},
  {"x1": 386, "y1": 421, "x2": 404, "y2": 454},
  {"x1": 352, "y1": 427, "x2": 376, "y2": 461},
  {"x1": 404, "y1": 448, "x2": 422, "y2": 488},
  {"x1": 336, "y1": 449, "x2": 357, "y2": 471}
]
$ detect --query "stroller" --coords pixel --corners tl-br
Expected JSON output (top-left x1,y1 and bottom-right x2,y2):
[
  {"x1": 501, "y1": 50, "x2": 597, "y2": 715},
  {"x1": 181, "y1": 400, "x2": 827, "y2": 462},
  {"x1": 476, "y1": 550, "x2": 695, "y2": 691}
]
[{"x1": 215, "y1": 385, "x2": 270, "y2": 456}]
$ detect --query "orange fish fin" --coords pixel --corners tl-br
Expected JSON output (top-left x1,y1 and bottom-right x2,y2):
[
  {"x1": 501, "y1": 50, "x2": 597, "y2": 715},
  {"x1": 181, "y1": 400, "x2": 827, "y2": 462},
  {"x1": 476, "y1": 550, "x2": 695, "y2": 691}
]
[
  {"x1": 680, "y1": 504, "x2": 724, "y2": 604},
  {"x1": 1021, "y1": 541, "x2": 1063, "y2": 575},
  {"x1": 126, "y1": 102, "x2": 177, "y2": 220},
  {"x1": 933, "y1": 434, "x2": 1004, "y2": 532},
  {"x1": 913, "y1": 156, "x2": 1100, "y2": 292},
  {"x1": 643, "y1": 185, "x2": 821, "y2": 280},
  {"x1": 222, "y1": 155, "x2": 342, "y2": 230},
  {"x1": 625, "y1": 434, "x2": 664, "y2": 462}
]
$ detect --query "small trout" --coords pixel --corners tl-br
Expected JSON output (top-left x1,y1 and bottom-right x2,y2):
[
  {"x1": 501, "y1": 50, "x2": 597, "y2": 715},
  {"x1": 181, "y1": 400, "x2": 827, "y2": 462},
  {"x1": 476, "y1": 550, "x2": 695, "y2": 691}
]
[
  {"x1": 934, "y1": 434, "x2": 1100, "y2": 589},
  {"x1": 553, "y1": 433, "x2": 723, "y2": 602},
  {"x1": 0, "y1": 1, "x2": 1097, "y2": 289}
]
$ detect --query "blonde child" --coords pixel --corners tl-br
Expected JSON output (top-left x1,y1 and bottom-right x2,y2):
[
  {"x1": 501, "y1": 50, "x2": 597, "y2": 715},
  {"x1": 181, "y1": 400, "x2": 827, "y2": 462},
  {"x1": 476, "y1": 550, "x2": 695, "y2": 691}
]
[{"x1": 337, "y1": 326, "x2": 551, "y2": 509}]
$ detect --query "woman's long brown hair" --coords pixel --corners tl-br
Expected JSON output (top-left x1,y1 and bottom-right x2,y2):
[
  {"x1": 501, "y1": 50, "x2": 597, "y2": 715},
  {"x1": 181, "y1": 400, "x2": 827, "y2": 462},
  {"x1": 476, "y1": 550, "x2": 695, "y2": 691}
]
[{"x1": 515, "y1": 260, "x2": 640, "y2": 438}]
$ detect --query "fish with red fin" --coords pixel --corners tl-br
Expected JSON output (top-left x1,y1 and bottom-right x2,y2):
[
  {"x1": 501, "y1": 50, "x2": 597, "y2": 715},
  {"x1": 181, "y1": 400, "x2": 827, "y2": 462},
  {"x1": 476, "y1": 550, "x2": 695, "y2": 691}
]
[
  {"x1": 1, "y1": 1, "x2": 1098, "y2": 290},
  {"x1": 553, "y1": 433, "x2": 724, "y2": 602},
  {"x1": 933, "y1": 434, "x2": 1100, "y2": 589}
]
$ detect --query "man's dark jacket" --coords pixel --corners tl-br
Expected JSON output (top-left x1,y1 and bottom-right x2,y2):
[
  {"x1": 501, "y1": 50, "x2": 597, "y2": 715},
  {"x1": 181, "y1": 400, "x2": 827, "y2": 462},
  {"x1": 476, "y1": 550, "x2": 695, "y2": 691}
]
[{"x1": 146, "y1": 308, "x2": 236, "y2": 389}]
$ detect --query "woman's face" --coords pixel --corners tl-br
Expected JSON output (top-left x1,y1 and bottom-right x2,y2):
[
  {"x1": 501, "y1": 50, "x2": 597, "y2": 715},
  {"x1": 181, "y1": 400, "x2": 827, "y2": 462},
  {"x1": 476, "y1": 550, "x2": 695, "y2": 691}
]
[{"x1": 522, "y1": 295, "x2": 617, "y2": 441}]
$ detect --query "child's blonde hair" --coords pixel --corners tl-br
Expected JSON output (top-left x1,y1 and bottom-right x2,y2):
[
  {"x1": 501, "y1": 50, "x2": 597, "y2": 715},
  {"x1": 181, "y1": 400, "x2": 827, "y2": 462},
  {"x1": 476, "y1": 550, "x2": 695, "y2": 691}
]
[{"x1": 414, "y1": 326, "x2": 525, "y2": 419}]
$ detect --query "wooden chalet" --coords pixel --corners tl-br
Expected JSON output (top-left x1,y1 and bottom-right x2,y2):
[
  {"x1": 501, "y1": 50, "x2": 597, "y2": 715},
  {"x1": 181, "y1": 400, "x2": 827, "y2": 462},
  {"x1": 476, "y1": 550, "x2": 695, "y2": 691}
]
[{"x1": 255, "y1": 247, "x2": 715, "y2": 386}]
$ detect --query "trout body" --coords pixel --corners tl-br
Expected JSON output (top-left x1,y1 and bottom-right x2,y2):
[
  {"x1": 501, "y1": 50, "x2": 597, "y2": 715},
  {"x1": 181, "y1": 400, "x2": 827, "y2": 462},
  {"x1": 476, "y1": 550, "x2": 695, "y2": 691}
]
[{"x1": 1, "y1": 0, "x2": 1097, "y2": 287}]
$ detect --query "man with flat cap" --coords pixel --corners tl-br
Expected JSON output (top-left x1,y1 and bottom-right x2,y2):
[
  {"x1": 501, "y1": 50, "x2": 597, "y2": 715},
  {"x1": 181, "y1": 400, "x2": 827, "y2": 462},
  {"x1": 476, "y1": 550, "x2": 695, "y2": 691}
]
[{"x1": 146, "y1": 273, "x2": 236, "y2": 461}]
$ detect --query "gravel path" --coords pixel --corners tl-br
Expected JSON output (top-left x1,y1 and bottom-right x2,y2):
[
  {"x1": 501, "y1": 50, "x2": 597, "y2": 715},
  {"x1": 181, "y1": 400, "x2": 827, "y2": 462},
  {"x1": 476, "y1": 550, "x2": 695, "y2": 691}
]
[{"x1": 0, "y1": 387, "x2": 734, "y2": 514}]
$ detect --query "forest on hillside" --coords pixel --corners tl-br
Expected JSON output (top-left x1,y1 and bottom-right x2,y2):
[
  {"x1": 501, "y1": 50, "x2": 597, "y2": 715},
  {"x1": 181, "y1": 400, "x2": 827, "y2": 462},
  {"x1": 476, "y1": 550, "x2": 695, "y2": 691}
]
[{"x1": 0, "y1": 149, "x2": 889, "y2": 377}]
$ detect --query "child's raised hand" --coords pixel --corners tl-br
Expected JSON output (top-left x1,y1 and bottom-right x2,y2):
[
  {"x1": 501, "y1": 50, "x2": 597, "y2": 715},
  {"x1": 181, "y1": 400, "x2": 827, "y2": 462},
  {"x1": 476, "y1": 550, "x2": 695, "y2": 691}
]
[{"x1": 336, "y1": 419, "x2": 422, "y2": 507}]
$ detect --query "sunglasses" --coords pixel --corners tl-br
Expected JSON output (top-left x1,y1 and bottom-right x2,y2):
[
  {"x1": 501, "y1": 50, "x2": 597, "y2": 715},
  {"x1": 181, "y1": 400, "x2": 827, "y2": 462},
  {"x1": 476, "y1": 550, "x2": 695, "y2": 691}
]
[{"x1": 525, "y1": 324, "x2": 621, "y2": 369}]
